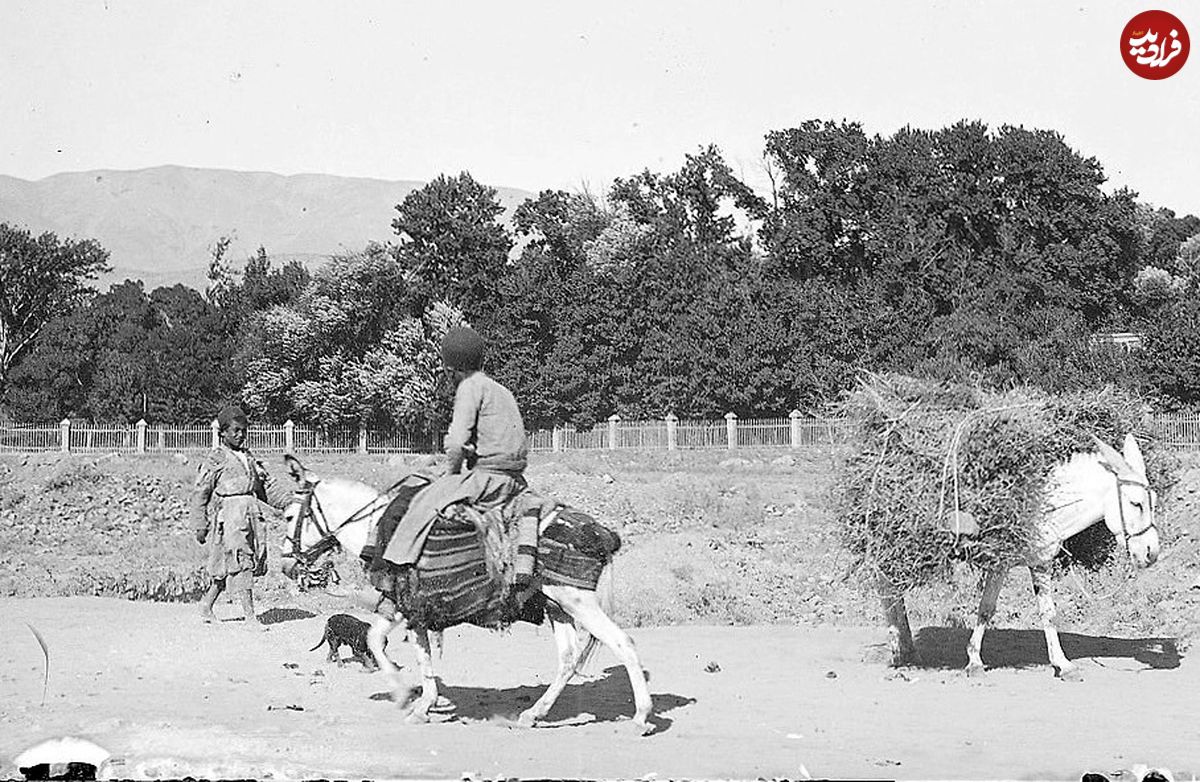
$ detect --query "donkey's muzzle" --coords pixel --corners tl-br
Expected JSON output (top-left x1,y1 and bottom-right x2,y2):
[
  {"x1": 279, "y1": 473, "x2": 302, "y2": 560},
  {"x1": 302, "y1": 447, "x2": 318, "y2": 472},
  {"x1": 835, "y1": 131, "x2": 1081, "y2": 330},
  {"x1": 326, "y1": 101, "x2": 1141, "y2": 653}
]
[{"x1": 280, "y1": 555, "x2": 300, "y2": 580}]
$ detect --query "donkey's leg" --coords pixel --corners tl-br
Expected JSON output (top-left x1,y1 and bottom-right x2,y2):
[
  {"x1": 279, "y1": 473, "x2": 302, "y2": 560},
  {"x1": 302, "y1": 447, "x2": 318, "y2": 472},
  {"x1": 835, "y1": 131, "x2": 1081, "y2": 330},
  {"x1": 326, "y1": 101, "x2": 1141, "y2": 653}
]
[
  {"x1": 517, "y1": 611, "x2": 585, "y2": 727},
  {"x1": 1030, "y1": 564, "x2": 1080, "y2": 681},
  {"x1": 368, "y1": 615, "x2": 408, "y2": 704},
  {"x1": 545, "y1": 584, "x2": 654, "y2": 735},
  {"x1": 404, "y1": 626, "x2": 442, "y2": 723},
  {"x1": 431, "y1": 629, "x2": 444, "y2": 660},
  {"x1": 878, "y1": 577, "x2": 917, "y2": 666},
  {"x1": 966, "y1": 568, "x2": 1006, "y2": 677}
]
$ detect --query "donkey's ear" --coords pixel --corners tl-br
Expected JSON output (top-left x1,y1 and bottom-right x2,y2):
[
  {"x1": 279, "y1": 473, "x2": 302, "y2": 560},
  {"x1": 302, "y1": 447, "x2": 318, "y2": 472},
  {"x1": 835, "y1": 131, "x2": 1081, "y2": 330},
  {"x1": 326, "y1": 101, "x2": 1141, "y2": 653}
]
[
  {"x1": 283, "y1": 453, "x2": 308, "y2": 485},
  {"x1": 1091, "y1": 435, "x2": 1139, "y2": 481},
  {"x1": 1122, "y1": 433, "x2": 1147, "y2": 475}
]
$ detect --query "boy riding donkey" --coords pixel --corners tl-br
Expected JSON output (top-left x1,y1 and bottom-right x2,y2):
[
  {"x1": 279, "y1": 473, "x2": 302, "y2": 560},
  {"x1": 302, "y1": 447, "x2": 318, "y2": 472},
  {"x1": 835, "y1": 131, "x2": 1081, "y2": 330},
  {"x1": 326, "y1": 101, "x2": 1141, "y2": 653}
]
[
  {"x1": 192, "y1": 405, "x2": 291, "y2": 628},
  {"x1": 374, "y1": 326, "x2": 544, "y2": 615}
]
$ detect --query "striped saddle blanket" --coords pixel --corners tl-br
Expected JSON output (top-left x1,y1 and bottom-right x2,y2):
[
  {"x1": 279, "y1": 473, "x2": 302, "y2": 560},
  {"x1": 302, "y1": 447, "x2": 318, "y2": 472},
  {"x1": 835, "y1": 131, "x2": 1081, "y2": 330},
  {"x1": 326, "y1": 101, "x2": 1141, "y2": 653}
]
[{"x1": 364, "y1": 491, "x2": 621, "y2": 631}]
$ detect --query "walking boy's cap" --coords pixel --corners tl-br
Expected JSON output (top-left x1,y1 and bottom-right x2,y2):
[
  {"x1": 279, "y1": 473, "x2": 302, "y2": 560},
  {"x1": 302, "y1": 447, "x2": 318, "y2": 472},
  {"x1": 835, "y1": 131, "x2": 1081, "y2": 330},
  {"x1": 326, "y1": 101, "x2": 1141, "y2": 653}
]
[
  {"x1": 217, "y1": 405, "x2": 248, "y2": 430},
  {"x1": 441, "y1": 326, "x2": 485, "y2": 371}
]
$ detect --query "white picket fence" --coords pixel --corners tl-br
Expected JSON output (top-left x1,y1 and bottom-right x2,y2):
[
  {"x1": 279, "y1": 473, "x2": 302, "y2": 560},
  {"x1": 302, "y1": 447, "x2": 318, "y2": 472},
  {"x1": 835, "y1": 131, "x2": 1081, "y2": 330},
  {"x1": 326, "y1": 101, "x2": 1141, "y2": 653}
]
[{"x1": 1, "y1": 411, "x2": 1199, "y2": 454}]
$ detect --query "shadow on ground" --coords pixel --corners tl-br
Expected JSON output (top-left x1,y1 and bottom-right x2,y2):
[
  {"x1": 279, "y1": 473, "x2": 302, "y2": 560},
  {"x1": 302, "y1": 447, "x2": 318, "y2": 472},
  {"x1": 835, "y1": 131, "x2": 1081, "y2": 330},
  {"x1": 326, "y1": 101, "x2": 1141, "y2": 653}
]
[
  {"x1": 370, "y1": 666, "x2": 694, "y2": 734},
  {"x1": 259, "y1": 607, "x2": 318, "y2": 625},
  {"x1": 911, "y1": 626, "x2": 1182, "y2": 670}
]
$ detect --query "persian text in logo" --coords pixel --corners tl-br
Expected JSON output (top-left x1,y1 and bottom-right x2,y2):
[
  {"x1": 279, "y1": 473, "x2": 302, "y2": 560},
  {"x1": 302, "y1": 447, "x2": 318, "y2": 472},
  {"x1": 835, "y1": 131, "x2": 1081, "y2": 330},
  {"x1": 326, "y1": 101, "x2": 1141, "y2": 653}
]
[{"x1": 1121, "y1": 10, "x2": 1189, "y2": 80}]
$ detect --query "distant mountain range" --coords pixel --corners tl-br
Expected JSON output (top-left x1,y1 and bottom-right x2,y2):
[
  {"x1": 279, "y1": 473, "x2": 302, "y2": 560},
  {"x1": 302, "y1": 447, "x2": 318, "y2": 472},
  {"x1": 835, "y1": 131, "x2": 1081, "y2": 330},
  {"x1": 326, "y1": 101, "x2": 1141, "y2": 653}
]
[{"x1": 0, "y1": 166, "x2": 535, "y2": 291}]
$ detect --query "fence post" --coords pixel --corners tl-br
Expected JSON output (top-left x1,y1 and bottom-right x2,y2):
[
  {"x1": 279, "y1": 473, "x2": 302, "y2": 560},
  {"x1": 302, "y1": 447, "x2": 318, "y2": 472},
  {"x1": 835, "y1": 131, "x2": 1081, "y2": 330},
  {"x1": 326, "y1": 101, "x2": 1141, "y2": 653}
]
[
  {"x1": 284, "y1": 419, "x2": 295, "y2": 453},
  {"x1": 211, "y1": 418, "x2": 220, "y2": 449},
  {"x1": 358, "y1": 428, "x2": 368, "y2": 454},
  {"x1": 608, "y1": 414, "x2": 620, "y2": 450},
  {"x1": 157, "y1": 426, "x2": 165, "y2": 451},
  {"x1": 666, "y1": 412, "x2": 678, "y2": 451},
  {"x1": 60, "y1": 419, "x2": 71, "y2": 453},
  {"x1": 136, "y1": 419, "x2": 147, "y2": 453},
  {"x1": 725, "y1": 412, "x2": 738, "y2": 450},
  {"x1": 552, "y1": 426, "x2": 563, "y2": 453},
  {"x1": 789, "y1": 409, "x2": 803, "y2": 449}
]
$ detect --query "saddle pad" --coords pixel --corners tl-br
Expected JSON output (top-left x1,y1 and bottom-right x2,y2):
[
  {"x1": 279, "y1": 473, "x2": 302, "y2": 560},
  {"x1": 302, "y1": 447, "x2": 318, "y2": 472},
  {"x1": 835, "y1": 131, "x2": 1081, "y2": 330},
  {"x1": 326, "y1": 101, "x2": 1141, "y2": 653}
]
[
  {"x1": 536, "y1": 507, "x2": 620, "y2": 590},
  {"x1": 372, "y1": 503, "x2": 621, "y2": 630},
  {"x1": 536, "y1": 537, "x2": 607, "y2": 589},
  {"x1": 410, "y1": 511, "x2": 504, "y2": 629}
]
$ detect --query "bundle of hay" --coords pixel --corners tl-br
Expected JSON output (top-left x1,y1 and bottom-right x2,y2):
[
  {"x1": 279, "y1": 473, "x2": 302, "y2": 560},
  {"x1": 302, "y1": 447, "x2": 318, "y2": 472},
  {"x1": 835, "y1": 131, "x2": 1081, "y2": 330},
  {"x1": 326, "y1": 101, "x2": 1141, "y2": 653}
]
[{"x1": 835, "y1": 373, "x2": 1157, "y2": 591}]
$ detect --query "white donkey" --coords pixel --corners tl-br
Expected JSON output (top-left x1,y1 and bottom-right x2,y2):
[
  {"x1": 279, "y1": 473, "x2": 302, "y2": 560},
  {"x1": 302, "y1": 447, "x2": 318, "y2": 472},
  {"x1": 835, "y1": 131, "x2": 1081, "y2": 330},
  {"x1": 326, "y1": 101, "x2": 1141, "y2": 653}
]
[
  {"x1": 278, "y1": 456, "x2": 654, "y2": 734},
  {"x1": 881, "y1": 433, "x2": 1160, "y2": 680}
]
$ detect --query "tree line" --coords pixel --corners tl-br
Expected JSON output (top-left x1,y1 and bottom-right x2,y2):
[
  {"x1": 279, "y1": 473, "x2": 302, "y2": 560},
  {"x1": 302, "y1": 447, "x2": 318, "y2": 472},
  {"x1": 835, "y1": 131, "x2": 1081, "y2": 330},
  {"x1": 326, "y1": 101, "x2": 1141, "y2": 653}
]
[{"x1": 2, "y1": 119, "x2": 1199, "y2": 432}]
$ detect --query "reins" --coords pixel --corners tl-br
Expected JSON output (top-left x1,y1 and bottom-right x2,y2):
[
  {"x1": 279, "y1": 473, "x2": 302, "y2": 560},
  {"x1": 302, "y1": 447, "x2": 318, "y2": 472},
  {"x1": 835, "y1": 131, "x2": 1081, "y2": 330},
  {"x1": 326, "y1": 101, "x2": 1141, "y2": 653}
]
[
  {"x1": 286, "y1": 481, "x2": 375, "y2": 590},
  {"x1": 285, "y1": 474, "x2": 424, "y2": 589}
]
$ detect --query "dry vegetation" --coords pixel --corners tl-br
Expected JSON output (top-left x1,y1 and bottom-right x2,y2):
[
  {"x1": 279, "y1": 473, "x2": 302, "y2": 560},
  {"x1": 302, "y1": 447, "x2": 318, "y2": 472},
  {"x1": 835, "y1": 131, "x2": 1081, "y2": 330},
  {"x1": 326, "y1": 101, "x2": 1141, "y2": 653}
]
[
  {"x1": 835, "y1": 374, "x2": 1176, "y2": 592},
  {"x1": 2, "y1": 445, "x2": 1199, "y2": 642}
]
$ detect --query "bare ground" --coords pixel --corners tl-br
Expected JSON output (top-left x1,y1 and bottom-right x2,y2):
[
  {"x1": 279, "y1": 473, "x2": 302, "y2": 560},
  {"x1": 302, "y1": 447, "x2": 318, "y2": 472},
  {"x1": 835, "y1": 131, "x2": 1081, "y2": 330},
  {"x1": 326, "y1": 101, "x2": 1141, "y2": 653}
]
[
  {"x1": 2, "y1": 449, "x2": 1200, "y2": 779},
  {"x1": 0, "y1": 597, "x2": 1197, "y2": 780}
]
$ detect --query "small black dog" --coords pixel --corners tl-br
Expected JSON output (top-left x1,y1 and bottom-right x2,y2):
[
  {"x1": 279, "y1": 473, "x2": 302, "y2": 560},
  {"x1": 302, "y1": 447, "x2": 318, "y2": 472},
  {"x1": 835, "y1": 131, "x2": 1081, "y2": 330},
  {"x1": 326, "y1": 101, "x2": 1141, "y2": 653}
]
[{"x1": 309, "y1": 613, "x2": 382, "y2": 670}]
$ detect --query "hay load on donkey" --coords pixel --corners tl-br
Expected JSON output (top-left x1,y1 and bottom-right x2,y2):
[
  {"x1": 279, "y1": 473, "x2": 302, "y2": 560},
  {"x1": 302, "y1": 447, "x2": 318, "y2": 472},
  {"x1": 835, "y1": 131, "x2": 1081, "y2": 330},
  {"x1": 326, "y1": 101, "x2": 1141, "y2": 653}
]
[{"x1": 834, "y1": 373, "x2": 1164, "y2": 679}]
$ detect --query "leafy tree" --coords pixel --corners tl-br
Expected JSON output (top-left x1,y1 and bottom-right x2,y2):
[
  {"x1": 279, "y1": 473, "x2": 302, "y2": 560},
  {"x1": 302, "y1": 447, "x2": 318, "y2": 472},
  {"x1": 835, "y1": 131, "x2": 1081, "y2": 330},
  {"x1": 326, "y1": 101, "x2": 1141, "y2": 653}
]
[
  {"x1": 1140, "y1": 208, "x2": 1200, "y2": 274},
  {"x1": 146, "y1": 284, "x2": 239, "y2": 422},
  {"x1": 596, "y1": 148, "x2": 766, "y2": 418},
  {"x1": 238, "y1": 247, "x2": 465, "y2": 430},
  {"x1": 3, "y1": 281, "x2": 153, "y2": 420},
  {"x1": 1, "y1": 312, "x2": 95, "y2": 420},
  {"x1": 3, "y1": 281, "x2": 236, "y2": 423},
  {"x1": 211, "y1": 245, "x2": 311, "y2": 317},
  {"x1": 0, "y1": 223, "x2": 109, "y2": 395},
  {"x1": 1176, "y1": 234, "x2": 1200, "y2": 283},
  {"x1": 759, "y1": 120, "x2": 1146, "y2": 391},
  {"x1": 392, "y1": 173, "x2": 513, "y2": 322},
  {"x1": 1138, "y1": 297, "x2": 1200, "y2": 410},
  {"x1": 204, "y1": 234, "x2": 239, "y2": 306},
  {"x1": 759, "y1": 120, "x2": 872, "y2": 281},
  {"x1": 485, "y1": 189, "x2": 636, "y2": 428}
]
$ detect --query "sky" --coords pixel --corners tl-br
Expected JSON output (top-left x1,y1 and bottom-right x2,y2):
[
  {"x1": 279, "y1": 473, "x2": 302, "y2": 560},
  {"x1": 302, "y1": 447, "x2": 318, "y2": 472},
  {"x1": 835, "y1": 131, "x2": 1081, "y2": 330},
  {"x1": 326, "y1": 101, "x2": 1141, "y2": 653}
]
[{"x1": 2, "y1": 0, "x2": 1199, "y2": 216}]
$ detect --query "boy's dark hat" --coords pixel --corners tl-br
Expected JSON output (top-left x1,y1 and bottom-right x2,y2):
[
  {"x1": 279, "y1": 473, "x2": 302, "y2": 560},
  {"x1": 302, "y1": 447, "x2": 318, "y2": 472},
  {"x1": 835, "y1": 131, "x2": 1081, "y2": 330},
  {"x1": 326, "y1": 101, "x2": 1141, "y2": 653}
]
[
  {"x1": 217, "y1": 405, "x2": 248, "y2": 430},
  {"x1": 441, "y1": 326, "x2": 485, "y2": 371}
]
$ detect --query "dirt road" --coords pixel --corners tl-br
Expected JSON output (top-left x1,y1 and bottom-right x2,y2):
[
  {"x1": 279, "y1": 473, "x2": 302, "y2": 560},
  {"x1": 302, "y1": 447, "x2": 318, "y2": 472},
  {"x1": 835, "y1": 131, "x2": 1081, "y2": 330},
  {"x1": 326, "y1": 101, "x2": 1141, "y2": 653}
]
[{"x1": 1, "y1": 597, "x2": 1195, "y2": 780}]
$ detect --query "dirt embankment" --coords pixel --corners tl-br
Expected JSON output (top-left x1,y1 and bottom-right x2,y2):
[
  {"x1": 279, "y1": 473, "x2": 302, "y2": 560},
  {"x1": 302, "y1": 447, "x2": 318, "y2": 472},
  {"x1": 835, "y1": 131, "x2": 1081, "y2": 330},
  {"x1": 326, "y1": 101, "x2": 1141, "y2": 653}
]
[{"x1": 3, "y1": 448, "x2": 1200, "y2": 636}]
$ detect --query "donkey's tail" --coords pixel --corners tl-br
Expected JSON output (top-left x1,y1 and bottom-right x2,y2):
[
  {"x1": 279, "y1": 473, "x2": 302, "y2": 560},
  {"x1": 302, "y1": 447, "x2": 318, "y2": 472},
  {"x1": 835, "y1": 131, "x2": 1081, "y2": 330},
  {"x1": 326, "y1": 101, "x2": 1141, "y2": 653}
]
[{"x1": 576, "y1": 558, "x2": 615, "y2": 674}]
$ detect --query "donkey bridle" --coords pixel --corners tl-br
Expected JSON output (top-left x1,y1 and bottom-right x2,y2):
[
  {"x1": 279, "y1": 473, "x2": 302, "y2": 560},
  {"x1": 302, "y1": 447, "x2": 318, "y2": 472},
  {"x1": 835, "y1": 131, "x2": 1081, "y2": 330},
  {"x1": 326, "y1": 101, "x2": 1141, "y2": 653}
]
[
  {"x1": 286, "y1": 478, "x2": 398, "y2": 589},
  {"x1": 285, "y1": 481, "x2": 354, "y2": 589},
  {"x1": 287, "y1": 483, "x2": 339, "y2": 561},
  {"x1": 1109, "y1": 471, "x2": 1158, "y2": 555}
]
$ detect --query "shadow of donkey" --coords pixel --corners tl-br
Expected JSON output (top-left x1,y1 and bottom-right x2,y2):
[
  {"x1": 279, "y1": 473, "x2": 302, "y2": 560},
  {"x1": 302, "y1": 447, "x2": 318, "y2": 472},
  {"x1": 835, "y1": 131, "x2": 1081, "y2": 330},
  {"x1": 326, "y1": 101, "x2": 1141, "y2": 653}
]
[
  {"x1": 912, "y1": 626, "x2": 1182, "y2": 671},
  {"x1": 374, "y1": 666, "x2": 695, "y2": 734}
]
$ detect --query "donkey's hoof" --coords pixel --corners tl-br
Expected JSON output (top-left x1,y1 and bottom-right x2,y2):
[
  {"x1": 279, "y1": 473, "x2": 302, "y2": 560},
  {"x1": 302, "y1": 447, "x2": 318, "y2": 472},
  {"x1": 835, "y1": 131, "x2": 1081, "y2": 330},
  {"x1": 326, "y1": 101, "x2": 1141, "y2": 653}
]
[
  {"x1": 405, "y1": 708, "x2": 432, "y2": 724},
  {"x1": 392, "y1": 686, "x2": 418, "y2": 708},
  {"x1": 633, "y1": 718, "x2": 654, "y2": 736},
  {"x1": 1056, "y1": 665, "x2": 1083, "y2": 683},
  {"x1": 890, "y1": 649, "x2": 921, "y2": 668},
  {"x1": 516, "y1": 710, "x2": 538, "y2": 729},
  {"x1": 965, "y1": 663, "x2": 987, "y2": 679}
]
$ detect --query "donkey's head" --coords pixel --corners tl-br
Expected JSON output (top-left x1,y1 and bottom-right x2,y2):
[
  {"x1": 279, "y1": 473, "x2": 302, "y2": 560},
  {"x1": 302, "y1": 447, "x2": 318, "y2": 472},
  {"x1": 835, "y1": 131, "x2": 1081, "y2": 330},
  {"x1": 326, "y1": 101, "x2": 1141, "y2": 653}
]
[
  {"x1": 1093, "y1": 434, "x2": 1160, "y2": 568},
  {"x1": 279, "y1": 453, "x2": 321, "y2": 581}
]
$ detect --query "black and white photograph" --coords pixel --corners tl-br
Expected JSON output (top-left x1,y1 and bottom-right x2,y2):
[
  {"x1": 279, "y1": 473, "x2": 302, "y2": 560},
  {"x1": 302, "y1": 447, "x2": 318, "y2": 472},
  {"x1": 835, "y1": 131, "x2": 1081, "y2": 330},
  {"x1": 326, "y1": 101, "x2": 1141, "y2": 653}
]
[{"x1": 1, "y1": 2, "x2": 1198, "y2": 779}]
